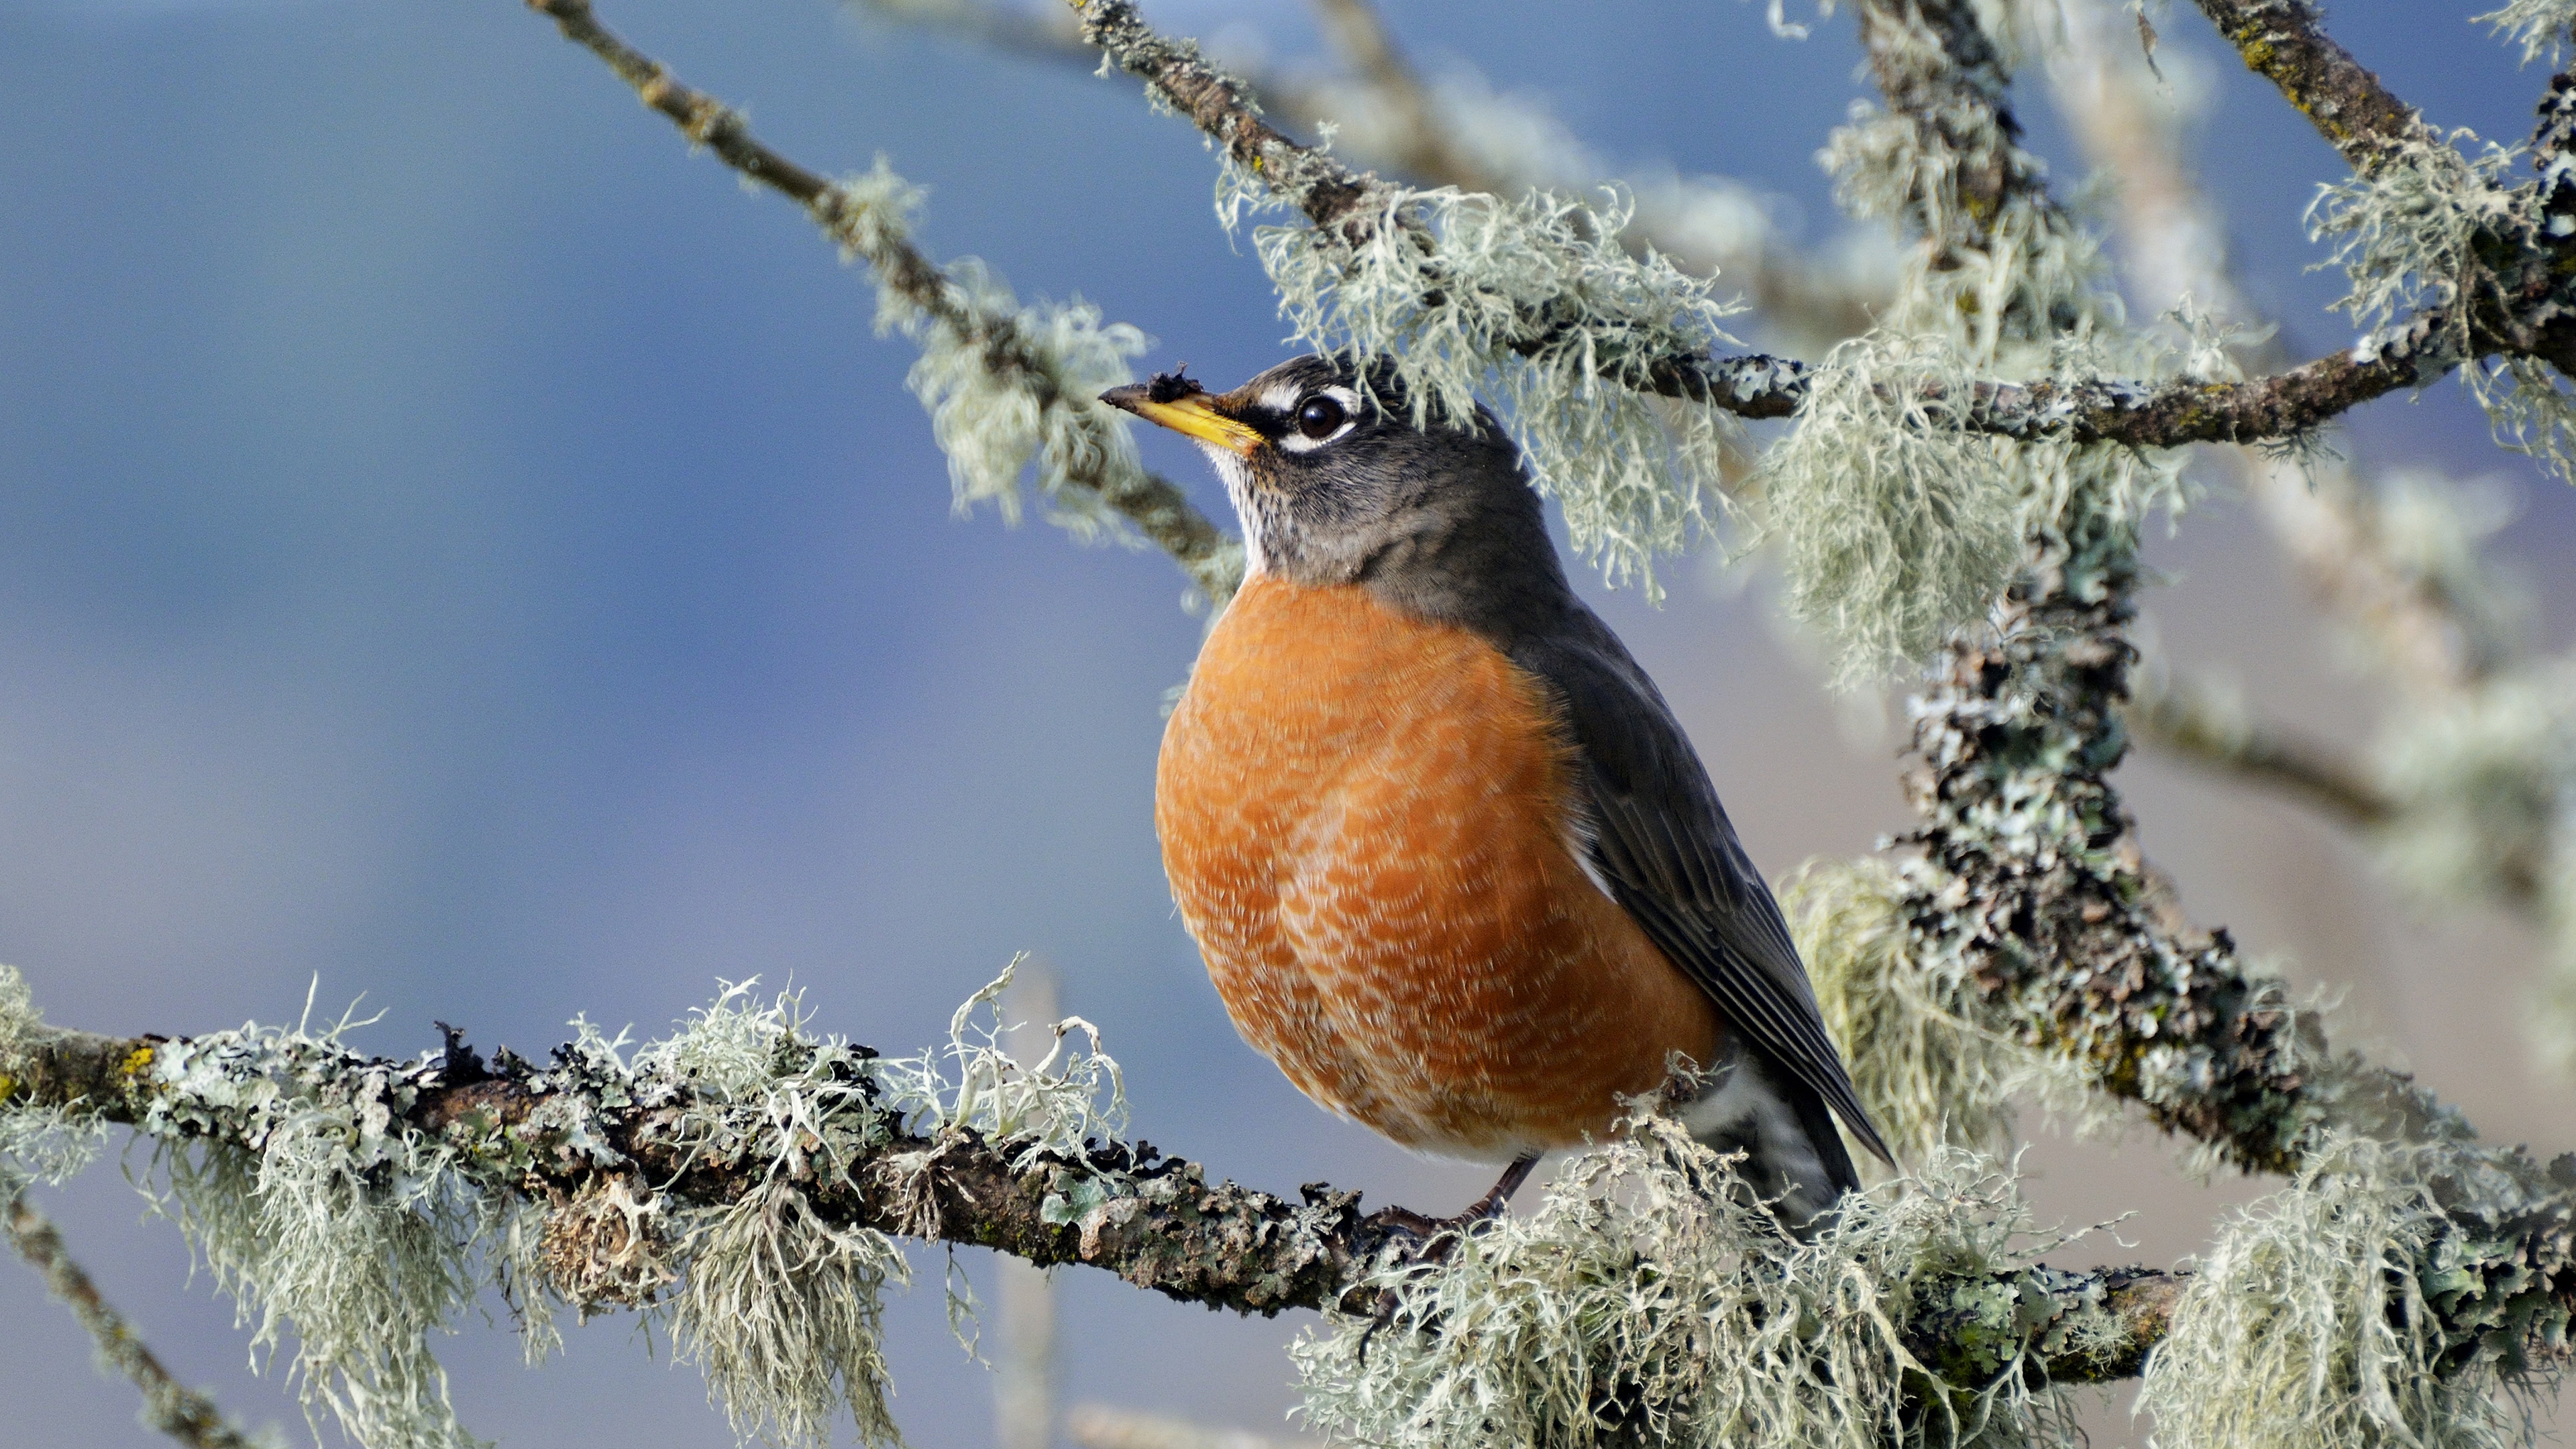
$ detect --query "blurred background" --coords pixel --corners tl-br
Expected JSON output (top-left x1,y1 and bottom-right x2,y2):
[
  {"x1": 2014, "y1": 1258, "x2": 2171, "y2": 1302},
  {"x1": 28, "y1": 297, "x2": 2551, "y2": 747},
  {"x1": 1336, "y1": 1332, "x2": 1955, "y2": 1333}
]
[{"x1": 1, "y1": 1, "x2": 2571, "y2": 1445}]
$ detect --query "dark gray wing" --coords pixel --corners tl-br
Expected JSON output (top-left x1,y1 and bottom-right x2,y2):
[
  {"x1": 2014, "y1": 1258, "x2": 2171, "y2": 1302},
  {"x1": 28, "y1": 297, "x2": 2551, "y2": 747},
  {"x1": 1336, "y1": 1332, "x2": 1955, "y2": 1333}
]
[{"x1": 1512, "y1": 610, "x2": 1895, "y2": 1167}]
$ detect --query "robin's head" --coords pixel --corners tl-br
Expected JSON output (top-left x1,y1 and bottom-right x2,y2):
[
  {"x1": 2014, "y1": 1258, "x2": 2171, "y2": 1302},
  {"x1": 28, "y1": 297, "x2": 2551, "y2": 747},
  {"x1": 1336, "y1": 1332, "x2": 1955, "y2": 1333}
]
[{"x1": 1102, "y1": 355, "x2": 1562, "y2": 614}]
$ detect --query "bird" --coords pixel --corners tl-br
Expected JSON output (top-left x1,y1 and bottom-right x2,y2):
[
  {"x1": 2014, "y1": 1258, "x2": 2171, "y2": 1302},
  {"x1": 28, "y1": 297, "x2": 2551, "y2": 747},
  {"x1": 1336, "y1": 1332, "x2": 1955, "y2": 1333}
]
[{"x1": 1101, "y1": 355, "x2": 1890, "y2": 1234}]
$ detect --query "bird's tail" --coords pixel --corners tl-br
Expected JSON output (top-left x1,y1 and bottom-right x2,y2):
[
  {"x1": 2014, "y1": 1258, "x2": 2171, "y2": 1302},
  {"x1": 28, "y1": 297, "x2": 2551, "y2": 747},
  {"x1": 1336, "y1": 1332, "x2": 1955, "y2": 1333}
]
[{"x1": 1674, "y1": 1047, "x2": 1861, "y2": 1239}]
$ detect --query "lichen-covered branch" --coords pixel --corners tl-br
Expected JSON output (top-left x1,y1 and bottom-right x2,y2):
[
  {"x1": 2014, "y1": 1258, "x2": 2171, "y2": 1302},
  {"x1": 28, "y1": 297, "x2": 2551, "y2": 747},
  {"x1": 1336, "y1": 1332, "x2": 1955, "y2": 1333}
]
[
  {"x1": 1071, "y1": 0, "x2": 1397, "y2": 244},
  {"x1": 1902, "y1": 549, "x2": 2465, "y2": 1173},
  {"x1": 2188, "y1": 0, "x2": 2436, "y2": 172},
  {"x1": 6, "y1": 1194, "x2": 268, "y2": 1449},
  {"x1": 2052, "y1": 0, "x2": 2576, "y2": 1063},
  {"x1": 1847, "y1": 0, "x2": 2393, "y2": 1183},
  {"x1": 0, "y1": 1004, "x2": 2181, "y2": 1395},
  {"x1": 525, "y1": 0, "x2": 1244, "y2": 606},
  {"x1": 854, "y1": 0, "x2": 1894, "y2": 351},
  {"x1": 1064, "y1": 0, "x2": 2490, "y2": 456}
]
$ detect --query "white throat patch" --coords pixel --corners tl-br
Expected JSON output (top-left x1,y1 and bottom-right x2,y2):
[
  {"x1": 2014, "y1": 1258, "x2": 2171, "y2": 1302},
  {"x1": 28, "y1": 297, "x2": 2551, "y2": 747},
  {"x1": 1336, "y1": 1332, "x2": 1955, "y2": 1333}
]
[{"x1": 1201, "y1": 444, "x2": 1269, "y2": 577}]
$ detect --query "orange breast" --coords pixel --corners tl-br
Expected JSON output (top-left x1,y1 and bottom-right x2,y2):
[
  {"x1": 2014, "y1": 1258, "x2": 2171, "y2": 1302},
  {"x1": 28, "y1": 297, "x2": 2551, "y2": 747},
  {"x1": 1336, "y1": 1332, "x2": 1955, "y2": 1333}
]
[{"x1": 1156, "y1": 574, "x2": 1723, "y2": 1161}]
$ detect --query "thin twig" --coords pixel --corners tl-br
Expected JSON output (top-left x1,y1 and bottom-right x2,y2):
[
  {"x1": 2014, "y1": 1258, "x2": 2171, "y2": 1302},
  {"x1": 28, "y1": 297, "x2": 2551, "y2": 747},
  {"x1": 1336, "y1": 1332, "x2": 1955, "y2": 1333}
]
[
  {"x1": 1837, "y1": 0, "x2": 2463, "y2": 1179},
  {"x1": 2188, "y1": 0, "x2": 2434, "y2": 172},
  {"x1": 2127, "y1": 672, "x2": 2398, "y2": 828},
  {"x1": 524, "y1": 0, "x2": 1243, "y2": 606},
  {"x1": 6, "y1": 1194, "x2": 267, "y2": 1449}
]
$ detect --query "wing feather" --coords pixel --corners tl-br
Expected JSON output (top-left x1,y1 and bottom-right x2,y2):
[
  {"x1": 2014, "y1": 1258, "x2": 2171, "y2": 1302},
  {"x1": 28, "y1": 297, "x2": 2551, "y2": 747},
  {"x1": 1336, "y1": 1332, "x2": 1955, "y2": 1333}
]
[{"x1": 1513, "y1": 612, "x2": 1895, "y2": 1167}]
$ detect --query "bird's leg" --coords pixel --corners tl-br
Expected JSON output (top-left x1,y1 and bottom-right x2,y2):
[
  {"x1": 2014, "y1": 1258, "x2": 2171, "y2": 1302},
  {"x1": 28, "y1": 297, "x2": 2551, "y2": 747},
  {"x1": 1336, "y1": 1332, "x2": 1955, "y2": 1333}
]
[
  {"x1": 1463, "y1": 1152, "x2": 1540, "y2": 1220},
  {"x1": 1356, "y1": 1155, "x2": 1543, "y2": 1360},
  {"x1": 1371, "y1": 1152, "x2": 1542, "y2": 1245}
]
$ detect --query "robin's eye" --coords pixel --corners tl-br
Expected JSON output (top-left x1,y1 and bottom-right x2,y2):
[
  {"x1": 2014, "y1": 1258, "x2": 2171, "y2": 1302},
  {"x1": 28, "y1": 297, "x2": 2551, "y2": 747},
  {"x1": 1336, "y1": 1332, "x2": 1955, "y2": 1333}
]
[{"x1": 1295, "y1": 395, "x2": 1347, "y2": 440}]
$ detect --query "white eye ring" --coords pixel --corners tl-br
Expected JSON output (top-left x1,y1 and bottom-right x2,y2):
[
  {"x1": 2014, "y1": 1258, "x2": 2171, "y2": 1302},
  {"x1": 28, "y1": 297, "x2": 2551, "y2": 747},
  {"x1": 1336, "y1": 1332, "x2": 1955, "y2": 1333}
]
[{"x1": 1277, "y1": 386, "x2": 1361, "y2": 453}]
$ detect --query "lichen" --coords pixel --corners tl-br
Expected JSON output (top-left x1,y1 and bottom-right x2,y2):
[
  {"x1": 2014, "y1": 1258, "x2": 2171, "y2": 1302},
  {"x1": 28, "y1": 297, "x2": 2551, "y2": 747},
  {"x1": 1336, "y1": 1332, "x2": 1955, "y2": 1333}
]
[
  {"x1": 826, "y1": 162, "x2": 1157, "y2": 544},
  {"x1": 1783, "y1": 858, "x2": 2029, "y2": 1169},
  {"x1": 2479, "y1": 0, "x2": 2576, "y2": 66},
  {"x1": 0, "y1": 965, "x2": 1140, "y2": 1449},
  {"x1": 2305, "y1": 138, "x2": 2576, "y2": 484},
  {"x1": 126, "y1": 996, "x2": 485, "y2": 1449},
  {"x1": 671, "y1": 1180, "x2": 910, "y2": 1449},
  {"x1": 1756, "y1": 333, "x2": 2026, "y2": 686},
  {"x1": 2141, "y1": 1136, "x2": 2559, "y2": 1449},
  {"x1": 1230, "y1": 171, "x2": 1741, "y2": 599},
  {"x1": 1293, "y1": 1110, "x2": 2097, "y2": 1449}
]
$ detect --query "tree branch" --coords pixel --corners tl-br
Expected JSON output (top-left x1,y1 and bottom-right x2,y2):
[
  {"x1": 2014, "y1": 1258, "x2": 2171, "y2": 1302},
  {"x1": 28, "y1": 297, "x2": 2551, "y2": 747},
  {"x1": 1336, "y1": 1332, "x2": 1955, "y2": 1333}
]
[
  {"x1": 852, "y1": 0, "x2": 1892, "y2": 349},
  {"x1": 0, "y1": 1015, "x2": 2181, "y2": 1389},
  {"x1": 1302, "y1": 0, "x2": 1474, "y2": 199},
  {"x1": 1071, "y1": 0, "x2": 1397, "y2": 243},
  {"x1": 2127, "y1": 670, "x2": 2398, "y2": 828},
  {"x1": 6, "y1": 1193, "x2": 267, "y2": 1449},
  {"x1": 1062, "y1": 0, "x2": 2488, "y2": 447},
  {"x1": 524, "y1": 0, "x2": 1244, "y2": 606},
  {"x1": 2188, "y1": 0, "x2": 2436, "y2": 172}
]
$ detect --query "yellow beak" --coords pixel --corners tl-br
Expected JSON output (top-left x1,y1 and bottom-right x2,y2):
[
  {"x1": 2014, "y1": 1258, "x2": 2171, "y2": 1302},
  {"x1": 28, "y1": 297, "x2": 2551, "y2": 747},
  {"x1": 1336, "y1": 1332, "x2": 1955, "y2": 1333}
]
[{"x1": 1099, "y1": 383, "x2": 1265, "y2": 458}]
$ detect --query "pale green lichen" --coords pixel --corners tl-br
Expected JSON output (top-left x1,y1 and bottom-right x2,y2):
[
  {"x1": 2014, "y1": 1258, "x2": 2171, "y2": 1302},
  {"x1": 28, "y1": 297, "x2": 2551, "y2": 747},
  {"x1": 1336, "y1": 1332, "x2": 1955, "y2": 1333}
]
[
  {"x1": 1782, "y1": 859, "x2": 2022, "y2": 1168},
  {"x1": 36, "y1": 966, "x2": 1137, "y2": 1449},
  {"x1": 672, "y1": 1181, "x2": 910, "y2": 1449},
  {"x1": 2141, "y1": 1136, "x2": 2550, "y2": 1449},
  {"x1": 139, "y1": 1003, "x2": 486, "y2": 1449},
  {"x1": 2462, "y1": 354, "x2": 2576, "y2": 487},
  {"x1": 1293, "y1": 1112, "x2": 2097, "y2": 1449},
  {"x1": 0, "y1": 960, "x2": 34, "y2": 1053},
  {"x1": 2306, "y1": 139, "x2": 2576, "y2": 484},
  {"x1": 2479, "y1": 0, "x2": 2576, "y2": 66},
  {"x1": 1230, "y1": 172, "x2": 1742, "y2": 598},
  {"x1": 2308, "y1": 140, "x2": 2526, "y2": 354},
  {"x1": 1756, "y1": 332, "x2": 2026, "y2": 686},
  {"x1": 1796, "y1": 85, "x2": 2183, "y2": 683},
  {"x1": 0, "y1": 964, "x2": 107, "y2": 1191},
  {"x1": 1316, "y1": 64, "x2": 1898, "y2": 354},
  {"x1": 874, "y1": 956, "x2": 1128, "y2": 1155},
  {"x1": 827, "y1": 160, "x2": 1159, "y2": 544}
]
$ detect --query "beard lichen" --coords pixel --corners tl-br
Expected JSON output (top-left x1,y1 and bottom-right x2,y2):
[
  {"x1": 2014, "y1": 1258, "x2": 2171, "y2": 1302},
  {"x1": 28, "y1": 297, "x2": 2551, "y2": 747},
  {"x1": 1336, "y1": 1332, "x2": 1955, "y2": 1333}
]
[
  {"x1": 2306, "y1": 138, "x2": 2576, "y2": 486},
  {"x1": 0, "y1": 965, "x2": 109, "y2": 1192},
  {"x1": 830, "y1": 161, "x2": 1158, "y2": 545},
  {"x1": 1783, "y1": 858, "x2": 2027, "y2": 1169},
  {"x1": 1754, "y1": 331, "x2": 2025, "y2": 688},
  {"x1": 0, "y1": 963, "x2": 1139, "y2": 1449},
  {"x1": 1293, "y1": 1110, "x2": 2100, "y2": 1449},
  {"x1": 2141, "y1": 1136, "x2": 2561, "y2": 1449},
  {"x1": 2481, "y1": 0, "x2": 2576, "y2": 69},
  {"x1": 1228, "y1": 169, "x2": 1742, "y2": 600},
  {"x1": 139, "y1": 1012, "x2": 488, "y2": 1449}
]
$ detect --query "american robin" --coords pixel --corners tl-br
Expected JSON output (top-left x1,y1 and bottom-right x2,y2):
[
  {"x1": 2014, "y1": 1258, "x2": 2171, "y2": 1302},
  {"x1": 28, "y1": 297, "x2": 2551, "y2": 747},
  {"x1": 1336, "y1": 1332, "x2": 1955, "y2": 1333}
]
[{"x1": 1102, "y1": 356, "x2": 1890, "y2": 1232}]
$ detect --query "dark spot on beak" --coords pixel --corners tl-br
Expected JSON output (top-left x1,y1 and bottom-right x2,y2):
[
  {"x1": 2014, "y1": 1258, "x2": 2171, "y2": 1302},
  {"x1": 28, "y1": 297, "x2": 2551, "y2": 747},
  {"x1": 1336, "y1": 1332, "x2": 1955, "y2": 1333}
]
[{"x1": 1148, "y1": 368, "x2": 1203, "y2": 405}]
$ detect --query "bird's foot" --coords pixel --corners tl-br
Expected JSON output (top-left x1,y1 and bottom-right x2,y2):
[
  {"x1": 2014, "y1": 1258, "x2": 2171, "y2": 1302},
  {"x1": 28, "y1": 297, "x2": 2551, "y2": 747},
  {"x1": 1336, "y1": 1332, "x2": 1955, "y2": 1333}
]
[
  {"x1": 1368, "y1": 1152, "x2": 1538, "y2": 1264},
  {"x1": 1354, "y1": 1155, "x2": 1540, "y2": 1360}
]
